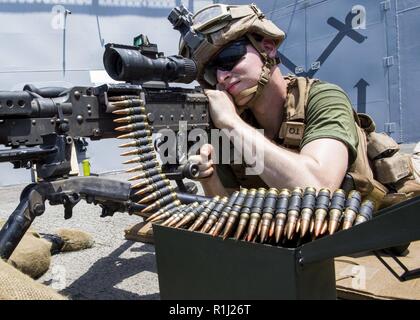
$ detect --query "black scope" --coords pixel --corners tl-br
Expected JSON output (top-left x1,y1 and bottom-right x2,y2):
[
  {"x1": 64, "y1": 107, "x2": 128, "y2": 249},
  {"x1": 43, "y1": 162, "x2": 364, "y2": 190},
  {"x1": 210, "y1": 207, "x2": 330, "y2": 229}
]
[{"x1": 103, "y1": 43, "x2": 197, "y2": 84}]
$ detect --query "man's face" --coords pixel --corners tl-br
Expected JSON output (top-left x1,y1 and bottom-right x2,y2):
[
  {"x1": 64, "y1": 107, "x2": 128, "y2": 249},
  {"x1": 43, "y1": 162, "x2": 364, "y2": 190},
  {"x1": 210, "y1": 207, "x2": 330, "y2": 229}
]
[{"x1": 211, "y1": 43, "x2": 264, "y2": 106}]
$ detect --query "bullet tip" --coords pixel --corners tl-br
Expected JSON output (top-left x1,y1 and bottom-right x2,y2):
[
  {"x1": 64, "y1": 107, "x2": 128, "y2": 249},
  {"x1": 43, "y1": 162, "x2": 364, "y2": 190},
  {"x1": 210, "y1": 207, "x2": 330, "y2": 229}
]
[
  {"x1": 117, "y1": 134, "x2": 129, "y2": 139},
  {"x1": 141, "y1": 205, "x2": 155, "y2": 214},
  {"x1": 300, "y1": 221, "x2": 309, "y2": 238},
  {"x1": 274, "y1": 227, "x2": 283, "y2": 244},
  {"x1": 139, "y1": 197, "x2": 152, "y2": 204}
]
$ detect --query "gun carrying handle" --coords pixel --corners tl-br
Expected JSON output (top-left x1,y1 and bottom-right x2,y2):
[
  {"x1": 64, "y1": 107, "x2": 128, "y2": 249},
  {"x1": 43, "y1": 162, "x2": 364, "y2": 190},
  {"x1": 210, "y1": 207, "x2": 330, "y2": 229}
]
[{"x1": 23, "y1": 84, "x2": 67, "y2": 98}]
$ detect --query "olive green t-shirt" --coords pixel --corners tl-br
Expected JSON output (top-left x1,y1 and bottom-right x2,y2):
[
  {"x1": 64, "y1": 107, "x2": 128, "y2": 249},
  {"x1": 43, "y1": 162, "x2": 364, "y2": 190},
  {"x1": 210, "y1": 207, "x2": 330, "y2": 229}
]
[
  {"x1": 215, "y1": 81, "x2": 359, "y2": 188},
  {"x1": 301, "y1": 82, "x2": 358, "y2": 164}
]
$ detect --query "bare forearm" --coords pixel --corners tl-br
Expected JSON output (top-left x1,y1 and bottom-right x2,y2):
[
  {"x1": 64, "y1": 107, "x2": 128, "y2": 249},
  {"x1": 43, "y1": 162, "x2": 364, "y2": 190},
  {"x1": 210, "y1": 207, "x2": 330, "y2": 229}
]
[
  {"x1": 262, "y1": 146, "x2": 340, "y2": 189},
  {"x1": 226, "y1": 122, "x2": 345, "y2": 190}
]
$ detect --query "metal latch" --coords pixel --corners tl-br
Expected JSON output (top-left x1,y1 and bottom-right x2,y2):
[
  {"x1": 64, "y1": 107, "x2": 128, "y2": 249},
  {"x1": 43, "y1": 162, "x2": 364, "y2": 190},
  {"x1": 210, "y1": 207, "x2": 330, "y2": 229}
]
[{"x1": 383, "y1": 56, "x2": 394, "y2": 67}]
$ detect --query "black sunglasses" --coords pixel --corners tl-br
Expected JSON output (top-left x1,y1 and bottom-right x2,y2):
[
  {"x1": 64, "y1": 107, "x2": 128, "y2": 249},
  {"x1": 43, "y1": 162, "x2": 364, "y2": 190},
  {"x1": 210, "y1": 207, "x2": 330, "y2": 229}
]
[{"x1": 207, "y1": 38, "x2": 249, "y2": 73}]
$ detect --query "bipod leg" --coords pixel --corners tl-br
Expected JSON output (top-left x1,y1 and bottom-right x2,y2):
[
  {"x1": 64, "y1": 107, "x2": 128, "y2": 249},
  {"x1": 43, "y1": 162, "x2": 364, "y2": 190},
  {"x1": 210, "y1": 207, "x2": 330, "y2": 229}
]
[{"x1": 0, "y1": 184, "x2": 45, "y2": 260}]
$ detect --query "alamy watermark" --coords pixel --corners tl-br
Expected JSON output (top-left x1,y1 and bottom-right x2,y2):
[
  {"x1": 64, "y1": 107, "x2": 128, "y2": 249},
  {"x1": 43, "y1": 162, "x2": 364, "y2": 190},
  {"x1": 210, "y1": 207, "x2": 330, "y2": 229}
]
[
  {"x1": 351, "y1": 5, "x2": 366, "y2": 30},
  {"x1": 339, "y1": 264, "x2": 367, "y2": 290},
  {"x1": 156, "y1": 122, "x2": 265, "y2": 176},
  {"x1": 350, "y1": 265, "x2": 366, "y2": 290}
]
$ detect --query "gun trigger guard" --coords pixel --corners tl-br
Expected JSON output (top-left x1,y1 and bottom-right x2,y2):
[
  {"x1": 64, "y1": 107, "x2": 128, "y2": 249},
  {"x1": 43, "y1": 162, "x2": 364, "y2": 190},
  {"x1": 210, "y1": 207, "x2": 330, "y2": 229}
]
[
  {"x1": 62, "y1": 193, "x2": 81, "y2": 219},
  {"x1": 99, "y1": 202, "x2": 122, "y2": 218}
]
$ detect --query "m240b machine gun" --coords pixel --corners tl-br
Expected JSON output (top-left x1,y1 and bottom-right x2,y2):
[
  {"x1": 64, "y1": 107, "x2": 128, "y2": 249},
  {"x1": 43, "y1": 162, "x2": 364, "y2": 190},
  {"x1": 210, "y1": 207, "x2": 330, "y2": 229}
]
[{"x1": 0, "y1": 35, "x2": 211, "y2": 260}]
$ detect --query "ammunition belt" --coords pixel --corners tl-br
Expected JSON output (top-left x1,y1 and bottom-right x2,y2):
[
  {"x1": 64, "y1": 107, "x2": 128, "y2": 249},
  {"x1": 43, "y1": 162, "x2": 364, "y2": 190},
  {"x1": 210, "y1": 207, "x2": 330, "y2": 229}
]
[
  {"x1": 111, "y1": 95, "x2": 180, "y2": 216},
  {"x1": 147, "y1": 187, "x2": 376, "y2": 247}
]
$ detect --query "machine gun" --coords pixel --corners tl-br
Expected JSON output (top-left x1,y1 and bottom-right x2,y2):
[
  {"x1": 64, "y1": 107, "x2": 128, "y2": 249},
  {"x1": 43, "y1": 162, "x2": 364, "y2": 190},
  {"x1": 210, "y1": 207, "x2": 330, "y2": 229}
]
[{"x1": 0, "y1": 34, "x2": 211, "y2": 260}]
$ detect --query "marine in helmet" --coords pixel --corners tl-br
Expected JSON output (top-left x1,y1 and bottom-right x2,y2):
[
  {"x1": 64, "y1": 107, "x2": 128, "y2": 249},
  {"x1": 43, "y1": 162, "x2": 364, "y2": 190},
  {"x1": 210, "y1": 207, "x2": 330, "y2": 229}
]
[{"x1": 180, "y1": 3, "x2": 360, "y2": 196}]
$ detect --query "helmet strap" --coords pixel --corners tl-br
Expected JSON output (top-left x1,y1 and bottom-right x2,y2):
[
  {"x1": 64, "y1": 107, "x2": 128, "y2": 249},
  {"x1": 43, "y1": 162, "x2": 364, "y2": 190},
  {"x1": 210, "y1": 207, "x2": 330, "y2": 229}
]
[{"x1": 233, "y1": 34, "x2": 277, "y2": 111}]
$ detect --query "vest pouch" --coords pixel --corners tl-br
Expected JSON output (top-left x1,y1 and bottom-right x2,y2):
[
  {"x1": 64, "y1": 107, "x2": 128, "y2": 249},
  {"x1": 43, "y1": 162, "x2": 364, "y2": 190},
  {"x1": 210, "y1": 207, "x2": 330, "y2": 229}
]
[
  {"x1": 349, "y1": 125, "x2": 375, "y2": 180},
  {"x1": 379, "y1": 156, "x2": 420, "y2": 208},
  {"x1": 380, "y1": 193, "x2": 413, "y2": 210},
  {"x1": 279, "y1": 121, "x2": 305, "y2": 147},
  {"x1": 367, "y1": 132, "x2": 399, "y2": 160},
  {"x1": 373, "y1": 152, "x2": 412, "y2": 184},
  {"x1": 392, "y1": 176, "x2": 420, "y2": 196},
  {"x1": 357, "y1": 113, "x2": 376, "y2": 133}
]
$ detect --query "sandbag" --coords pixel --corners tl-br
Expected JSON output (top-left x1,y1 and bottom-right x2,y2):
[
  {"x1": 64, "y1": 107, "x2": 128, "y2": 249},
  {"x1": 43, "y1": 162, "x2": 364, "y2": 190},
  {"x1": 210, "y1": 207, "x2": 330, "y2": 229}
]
[
  {"x1": 0, "y1": 219, "x2": 52, "y2": 279},
  {"x1": 7, "y1": 234, "x2": 52, "y2": 280},
  {"x1": 55, "y1": 228, "x2": 94, "y2": 252},
  {"x1": 0, "y1": 219, "x2": 94, "y2": 279},
  {"x1": 0, "y1": 259, "x2": 66, "y2": 300}
]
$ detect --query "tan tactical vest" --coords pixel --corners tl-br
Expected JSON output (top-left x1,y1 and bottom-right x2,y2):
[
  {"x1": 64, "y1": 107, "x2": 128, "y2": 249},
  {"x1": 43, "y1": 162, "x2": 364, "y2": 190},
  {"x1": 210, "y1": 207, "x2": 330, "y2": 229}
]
[{"x1": 229, "y1": 76, "x2": 420, "y2": 209}]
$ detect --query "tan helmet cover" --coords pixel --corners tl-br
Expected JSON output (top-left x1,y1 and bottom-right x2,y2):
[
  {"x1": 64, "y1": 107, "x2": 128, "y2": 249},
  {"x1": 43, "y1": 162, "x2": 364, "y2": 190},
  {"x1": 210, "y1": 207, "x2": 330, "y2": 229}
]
[{"x1": 179, "y1": 4, "x2": 286, "y2": 88}]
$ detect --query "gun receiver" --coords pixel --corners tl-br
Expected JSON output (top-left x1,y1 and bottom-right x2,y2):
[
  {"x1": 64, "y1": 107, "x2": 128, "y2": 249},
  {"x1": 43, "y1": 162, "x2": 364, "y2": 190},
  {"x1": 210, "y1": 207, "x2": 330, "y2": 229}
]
[
  {"x1": 0, "y1": 86, "x2": 117, "y2": 147},
  {"x1": 0, "y1": 83, "x2": 209, "y2": 176}
]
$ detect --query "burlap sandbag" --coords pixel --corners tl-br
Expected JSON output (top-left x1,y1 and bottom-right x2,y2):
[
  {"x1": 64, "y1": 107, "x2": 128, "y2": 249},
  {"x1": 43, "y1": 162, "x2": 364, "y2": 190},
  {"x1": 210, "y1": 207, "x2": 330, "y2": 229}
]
[
  {"x1": 335, "y1": 240, "x2": 420, "y2": 300},
  {"x1": 0, "y1": 220, "x2": 94, "y2": 278},
  {"x1": 0, "y1": 219, "x2": 52, "y2": 279},
  {"x1": 55, "y1": 228, "x2": 94, "y2": 252},
  {"x1": 7, "y1": 234, "x2": 52, "y2": 280},
  {"x1": 0, "y1": 259, "x2": 66, "y2": 300}
]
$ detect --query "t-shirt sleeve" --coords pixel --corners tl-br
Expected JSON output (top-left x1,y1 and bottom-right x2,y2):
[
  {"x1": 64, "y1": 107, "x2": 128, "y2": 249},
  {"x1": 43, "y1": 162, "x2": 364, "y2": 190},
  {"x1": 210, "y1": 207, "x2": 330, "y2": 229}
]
[{"x1": 300, "y1": 82, "x2": 359, "y2": 166}]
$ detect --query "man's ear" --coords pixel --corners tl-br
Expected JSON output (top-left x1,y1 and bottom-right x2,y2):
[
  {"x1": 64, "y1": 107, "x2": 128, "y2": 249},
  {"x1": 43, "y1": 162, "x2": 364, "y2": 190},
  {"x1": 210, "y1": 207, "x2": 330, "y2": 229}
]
[{"x1": 261, "y1": 38, "x2": 277, "y2": 59}]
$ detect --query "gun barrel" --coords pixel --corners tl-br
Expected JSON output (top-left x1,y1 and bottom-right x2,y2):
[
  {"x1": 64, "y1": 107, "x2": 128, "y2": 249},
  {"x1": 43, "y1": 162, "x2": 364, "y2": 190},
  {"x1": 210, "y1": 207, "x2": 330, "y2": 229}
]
[
  {"x1": 0, "y1": 91, "x2": 34, "y2": 117},
  {"x1": 0, "y1": 91, "x2": 73, "y2": 118},
  {"x1": 0, "y1": 146, "x2": 57, "y2": 163}
]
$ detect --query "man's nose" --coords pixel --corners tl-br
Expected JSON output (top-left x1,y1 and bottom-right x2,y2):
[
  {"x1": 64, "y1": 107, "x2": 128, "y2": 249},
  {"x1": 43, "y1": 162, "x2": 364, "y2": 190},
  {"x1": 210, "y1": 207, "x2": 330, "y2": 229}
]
[{"x1": 216, "y1": 69, "x2": 231, "y2": 84}]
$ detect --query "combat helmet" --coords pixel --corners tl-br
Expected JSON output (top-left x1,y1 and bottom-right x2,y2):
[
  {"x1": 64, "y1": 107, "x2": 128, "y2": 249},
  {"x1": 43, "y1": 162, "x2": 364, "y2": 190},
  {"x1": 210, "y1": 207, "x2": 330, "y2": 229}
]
[{"x1": 174, "y1": 3, "x2": 285, "y2": 108}]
